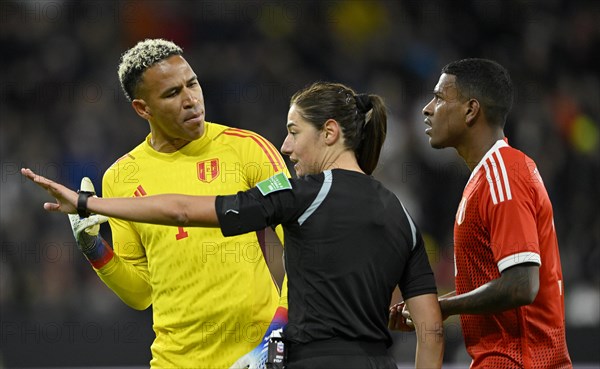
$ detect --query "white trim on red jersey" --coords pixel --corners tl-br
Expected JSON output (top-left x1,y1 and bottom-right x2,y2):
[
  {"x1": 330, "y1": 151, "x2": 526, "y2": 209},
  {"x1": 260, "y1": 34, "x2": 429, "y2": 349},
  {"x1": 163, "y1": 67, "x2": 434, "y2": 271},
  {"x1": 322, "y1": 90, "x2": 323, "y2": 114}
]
[
  {"x1": 468, "y1": 139, "x2": 512, "y2": 205},
  {"x1": 497, "y1": 251, "x2": 541, "y2": 272}
]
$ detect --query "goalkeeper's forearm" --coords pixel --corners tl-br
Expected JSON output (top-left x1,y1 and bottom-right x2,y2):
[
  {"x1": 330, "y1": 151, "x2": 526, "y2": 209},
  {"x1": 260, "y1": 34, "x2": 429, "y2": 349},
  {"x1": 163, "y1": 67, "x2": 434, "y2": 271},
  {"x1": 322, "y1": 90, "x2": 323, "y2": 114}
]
[
  {"x1": 79, "y1": 234, "x2": 114, "y2": 269},
  {"x1": 68, "y1": 211, "x2": 113, "y2": 269}
]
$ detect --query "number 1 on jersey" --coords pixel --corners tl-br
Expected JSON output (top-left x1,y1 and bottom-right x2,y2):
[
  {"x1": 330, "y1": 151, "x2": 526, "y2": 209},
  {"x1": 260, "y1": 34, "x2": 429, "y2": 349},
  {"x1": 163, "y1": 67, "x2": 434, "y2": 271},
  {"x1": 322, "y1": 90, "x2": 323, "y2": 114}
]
[{"x1": 134, "y1": 185, "x2": 189, "y2": 240}]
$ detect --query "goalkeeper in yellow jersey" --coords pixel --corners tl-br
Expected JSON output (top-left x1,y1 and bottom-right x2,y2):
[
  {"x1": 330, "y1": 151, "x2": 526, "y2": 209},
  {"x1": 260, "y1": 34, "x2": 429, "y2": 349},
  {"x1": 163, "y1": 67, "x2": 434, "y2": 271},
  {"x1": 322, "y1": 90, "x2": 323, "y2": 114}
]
[{"x1": 55, "y1": 39, "x2": 289, "y2": 368}]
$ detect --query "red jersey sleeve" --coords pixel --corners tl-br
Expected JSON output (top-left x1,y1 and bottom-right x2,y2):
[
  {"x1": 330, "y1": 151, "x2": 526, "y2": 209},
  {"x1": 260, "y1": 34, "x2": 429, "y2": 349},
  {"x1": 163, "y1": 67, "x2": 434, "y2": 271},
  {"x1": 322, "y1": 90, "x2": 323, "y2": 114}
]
[{"x1": 480, "y1": 147, "x2": 542, "y2": 272}]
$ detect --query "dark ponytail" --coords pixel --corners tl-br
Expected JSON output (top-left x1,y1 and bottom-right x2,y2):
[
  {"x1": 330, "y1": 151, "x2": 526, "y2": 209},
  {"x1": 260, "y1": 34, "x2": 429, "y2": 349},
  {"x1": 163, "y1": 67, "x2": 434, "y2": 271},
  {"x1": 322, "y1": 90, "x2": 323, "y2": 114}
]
[
  {"x1": 355, "y1": 94, "x2": 387, "y2": 175},
  {"x1": 291, "y1": 82, "x2": 387, "y2": 175}
]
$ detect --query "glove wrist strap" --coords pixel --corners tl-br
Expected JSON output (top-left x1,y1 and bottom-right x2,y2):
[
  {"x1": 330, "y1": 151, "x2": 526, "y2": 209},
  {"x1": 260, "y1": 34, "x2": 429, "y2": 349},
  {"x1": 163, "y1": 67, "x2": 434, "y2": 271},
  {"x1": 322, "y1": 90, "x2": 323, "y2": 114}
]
[
  {"x1": 84, "y1": 236, "x2": 114, "y2": 269},
  {"x1": 77, "y1": 191, "x2": 93, "y2": 218}
]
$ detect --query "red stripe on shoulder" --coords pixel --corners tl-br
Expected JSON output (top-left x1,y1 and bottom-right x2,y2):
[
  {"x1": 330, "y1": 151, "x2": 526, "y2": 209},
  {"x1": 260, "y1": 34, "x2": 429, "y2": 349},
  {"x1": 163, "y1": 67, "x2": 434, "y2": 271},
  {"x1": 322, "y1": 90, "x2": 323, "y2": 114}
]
[{"x1": 222, "y1": 129, "x2": 284, "y2": 172}]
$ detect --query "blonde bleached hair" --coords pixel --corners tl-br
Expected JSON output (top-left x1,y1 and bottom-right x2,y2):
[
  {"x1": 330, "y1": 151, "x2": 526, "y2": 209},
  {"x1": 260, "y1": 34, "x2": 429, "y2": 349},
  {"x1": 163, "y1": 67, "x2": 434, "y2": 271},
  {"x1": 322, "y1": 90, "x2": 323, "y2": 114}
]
[{"x1": 117, "y1": 39, "x2": 183, "y2": 101}]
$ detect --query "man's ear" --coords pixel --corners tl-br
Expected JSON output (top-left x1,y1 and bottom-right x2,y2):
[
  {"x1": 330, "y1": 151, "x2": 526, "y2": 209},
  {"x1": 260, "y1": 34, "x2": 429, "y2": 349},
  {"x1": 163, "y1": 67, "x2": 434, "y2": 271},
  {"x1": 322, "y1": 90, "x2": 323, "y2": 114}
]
[
  {"x1": 132, "y1": 99, "x2": 151, "y2": 120},
  {"x1": 465, "y1": 98, "x2": 480, "y2": 127},
  {"x1": 323, "y1": 119, "x2": 341, "y2": 145}
]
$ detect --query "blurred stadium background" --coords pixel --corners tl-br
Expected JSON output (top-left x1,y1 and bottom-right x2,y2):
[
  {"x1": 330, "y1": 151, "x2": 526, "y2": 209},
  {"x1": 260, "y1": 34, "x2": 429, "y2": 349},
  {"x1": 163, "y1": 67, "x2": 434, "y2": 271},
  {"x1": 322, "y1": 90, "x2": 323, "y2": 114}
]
[{"x1": 1, "y1": 0, "x2": 598, "y2": 367}]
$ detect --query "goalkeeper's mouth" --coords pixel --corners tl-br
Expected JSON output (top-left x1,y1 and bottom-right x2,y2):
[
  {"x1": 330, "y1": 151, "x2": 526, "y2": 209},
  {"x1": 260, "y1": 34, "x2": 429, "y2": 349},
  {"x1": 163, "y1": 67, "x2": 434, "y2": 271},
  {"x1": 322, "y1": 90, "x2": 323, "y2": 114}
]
[{"x1": 183, "y1": 112, "x2": 204, "y2": 125}]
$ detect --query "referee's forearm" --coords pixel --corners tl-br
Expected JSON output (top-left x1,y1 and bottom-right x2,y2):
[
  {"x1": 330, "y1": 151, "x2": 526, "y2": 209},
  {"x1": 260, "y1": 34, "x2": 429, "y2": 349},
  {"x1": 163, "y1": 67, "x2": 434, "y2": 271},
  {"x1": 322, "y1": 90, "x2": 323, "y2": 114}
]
[{"x1": 87, "y1": 194, "x2": 218, "y2": 227}]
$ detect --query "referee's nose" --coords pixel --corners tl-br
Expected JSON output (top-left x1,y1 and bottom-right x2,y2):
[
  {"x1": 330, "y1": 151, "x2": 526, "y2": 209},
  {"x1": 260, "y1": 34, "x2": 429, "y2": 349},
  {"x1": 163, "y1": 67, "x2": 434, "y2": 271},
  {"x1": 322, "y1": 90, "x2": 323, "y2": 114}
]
[{"x1": 280, "y1": 134, "x2": 292, "y2": 156}]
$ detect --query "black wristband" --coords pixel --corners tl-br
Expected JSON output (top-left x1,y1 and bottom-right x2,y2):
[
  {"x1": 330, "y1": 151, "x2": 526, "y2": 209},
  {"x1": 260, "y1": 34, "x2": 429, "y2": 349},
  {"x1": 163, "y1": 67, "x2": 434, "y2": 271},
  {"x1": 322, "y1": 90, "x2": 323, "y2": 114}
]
[{"x1": 77, "y1": 191, "x2": 93, "y2": 218}]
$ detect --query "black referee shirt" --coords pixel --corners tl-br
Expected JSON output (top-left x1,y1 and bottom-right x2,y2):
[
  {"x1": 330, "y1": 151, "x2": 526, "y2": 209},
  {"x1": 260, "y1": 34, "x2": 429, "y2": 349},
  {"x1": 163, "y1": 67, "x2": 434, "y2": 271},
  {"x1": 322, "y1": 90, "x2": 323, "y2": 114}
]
[{"x1": 216, "y1": 169, "x2": 437, "y2": 347}]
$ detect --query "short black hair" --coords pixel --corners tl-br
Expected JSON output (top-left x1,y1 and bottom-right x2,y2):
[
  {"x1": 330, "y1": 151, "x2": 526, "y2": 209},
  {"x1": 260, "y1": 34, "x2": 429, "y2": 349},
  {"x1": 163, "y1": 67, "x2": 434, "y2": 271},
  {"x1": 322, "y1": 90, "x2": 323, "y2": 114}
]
[{"x1": 442, "y1": 58, "x2": 514, "y2": 126}]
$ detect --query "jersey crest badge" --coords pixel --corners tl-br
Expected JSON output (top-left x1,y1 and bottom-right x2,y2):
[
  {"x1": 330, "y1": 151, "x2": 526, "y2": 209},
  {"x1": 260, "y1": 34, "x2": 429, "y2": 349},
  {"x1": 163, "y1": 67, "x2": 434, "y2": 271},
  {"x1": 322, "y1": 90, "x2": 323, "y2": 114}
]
[
  {"x1": 257, "y1": 172, "x2": 292, "y2": 196},
  {"x1": 197, "y1": 159, "x2": 220, "y2": 183}
]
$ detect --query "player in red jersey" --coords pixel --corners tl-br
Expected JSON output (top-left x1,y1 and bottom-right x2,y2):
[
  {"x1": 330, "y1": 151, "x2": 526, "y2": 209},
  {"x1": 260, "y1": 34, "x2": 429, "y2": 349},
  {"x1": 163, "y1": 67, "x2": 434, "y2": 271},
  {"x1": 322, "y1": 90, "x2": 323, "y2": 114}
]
[{"x1": 415, "y1": 58, "x2": 571, "y2": 368}]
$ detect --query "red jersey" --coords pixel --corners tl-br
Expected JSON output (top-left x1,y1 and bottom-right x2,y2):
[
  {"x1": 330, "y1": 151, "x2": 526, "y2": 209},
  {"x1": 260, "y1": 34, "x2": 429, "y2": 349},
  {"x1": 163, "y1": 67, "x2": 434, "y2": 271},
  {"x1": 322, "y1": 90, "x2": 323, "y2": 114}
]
[{"x1": 454, "y1": 139, "x2": 572, "y2": 369}]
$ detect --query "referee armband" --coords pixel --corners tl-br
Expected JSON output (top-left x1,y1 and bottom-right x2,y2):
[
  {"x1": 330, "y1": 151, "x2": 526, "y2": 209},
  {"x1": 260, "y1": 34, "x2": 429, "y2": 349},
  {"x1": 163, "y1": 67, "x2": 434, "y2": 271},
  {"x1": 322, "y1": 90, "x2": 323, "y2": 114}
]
[{"x1": 216, "y1": 190, "x2": 270, "y2": 237}]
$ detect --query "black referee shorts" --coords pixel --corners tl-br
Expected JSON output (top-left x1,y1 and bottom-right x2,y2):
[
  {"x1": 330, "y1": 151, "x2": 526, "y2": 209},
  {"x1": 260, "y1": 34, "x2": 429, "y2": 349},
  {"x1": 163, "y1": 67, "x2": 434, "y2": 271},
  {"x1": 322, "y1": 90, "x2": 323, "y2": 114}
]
[{"x1": 286, "y1": 338, "x2": 397, "y2": 369}]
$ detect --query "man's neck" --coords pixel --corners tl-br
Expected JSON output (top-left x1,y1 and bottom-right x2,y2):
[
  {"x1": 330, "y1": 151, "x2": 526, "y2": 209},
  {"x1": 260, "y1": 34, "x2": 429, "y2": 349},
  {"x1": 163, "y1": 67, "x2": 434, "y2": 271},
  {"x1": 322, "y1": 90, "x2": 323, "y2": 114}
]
[
  {"x1": 149, "y1": 136, "x2": 191, "y2": 153},
  {"x1": 458, "y1": 130, "x2": 505, "y2": 171}
]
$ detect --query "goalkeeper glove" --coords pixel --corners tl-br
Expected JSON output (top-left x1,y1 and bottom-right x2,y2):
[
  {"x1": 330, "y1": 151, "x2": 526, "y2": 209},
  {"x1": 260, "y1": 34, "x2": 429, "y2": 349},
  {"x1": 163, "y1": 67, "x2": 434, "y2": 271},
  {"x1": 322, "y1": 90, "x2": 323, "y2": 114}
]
[
  {"x1": 229, "y1": 306, "x2": 288, "y2": 369},
  {"x1": 68, "y1": 177, "x2": 113, "y2": 269}
]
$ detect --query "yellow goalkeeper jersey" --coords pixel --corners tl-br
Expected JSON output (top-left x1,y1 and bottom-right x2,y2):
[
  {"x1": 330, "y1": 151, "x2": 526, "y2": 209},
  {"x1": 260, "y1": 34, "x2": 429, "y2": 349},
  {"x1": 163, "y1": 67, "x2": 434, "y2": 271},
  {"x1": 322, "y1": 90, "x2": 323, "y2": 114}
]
[{"x1": 98, "y1": 122, "x2": 289, "y2": 368}]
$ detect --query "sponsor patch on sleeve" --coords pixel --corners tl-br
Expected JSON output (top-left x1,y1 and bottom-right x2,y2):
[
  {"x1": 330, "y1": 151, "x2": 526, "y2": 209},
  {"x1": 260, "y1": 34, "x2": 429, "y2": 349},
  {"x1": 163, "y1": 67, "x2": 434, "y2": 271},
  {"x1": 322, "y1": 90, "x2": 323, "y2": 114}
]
[{"x1": 257, "y1": 172, "x2": 292, "y2": 196}]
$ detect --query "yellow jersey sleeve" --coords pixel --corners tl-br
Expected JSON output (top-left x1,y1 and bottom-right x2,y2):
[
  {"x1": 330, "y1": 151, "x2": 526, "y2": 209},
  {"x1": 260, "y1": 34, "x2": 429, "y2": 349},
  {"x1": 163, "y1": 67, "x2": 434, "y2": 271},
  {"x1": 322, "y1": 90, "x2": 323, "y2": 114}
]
[{"x1": 96, "y1": 158, "x2": 152, "y2": 310}]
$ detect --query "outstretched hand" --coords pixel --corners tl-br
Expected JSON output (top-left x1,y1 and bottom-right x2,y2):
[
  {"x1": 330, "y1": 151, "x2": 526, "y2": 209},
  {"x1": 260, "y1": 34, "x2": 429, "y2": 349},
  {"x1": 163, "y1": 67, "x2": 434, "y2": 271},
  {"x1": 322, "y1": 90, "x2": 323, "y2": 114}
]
[{"x1": 21, "y1": 168, "x2": 78, "y2": 214}]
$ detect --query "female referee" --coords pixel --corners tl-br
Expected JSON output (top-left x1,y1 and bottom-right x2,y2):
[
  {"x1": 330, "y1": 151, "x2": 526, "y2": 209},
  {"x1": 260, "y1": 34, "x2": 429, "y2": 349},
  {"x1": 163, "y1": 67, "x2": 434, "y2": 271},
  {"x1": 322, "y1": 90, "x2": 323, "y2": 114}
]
[{"x1": 23, "y1": 82, "x2": 443, "y2": 369}]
